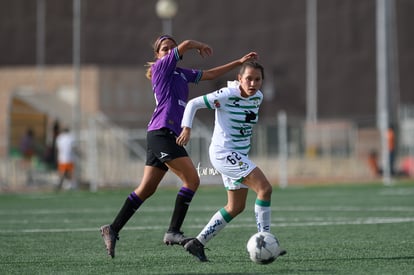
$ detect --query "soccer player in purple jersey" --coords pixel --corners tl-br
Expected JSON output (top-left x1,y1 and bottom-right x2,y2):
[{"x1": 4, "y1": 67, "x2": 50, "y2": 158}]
[{"x1": 100, "y1": 34, "x2": 258, "y2": 258}]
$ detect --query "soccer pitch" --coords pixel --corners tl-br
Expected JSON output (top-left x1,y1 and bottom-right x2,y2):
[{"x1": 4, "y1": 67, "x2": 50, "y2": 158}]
[{"x1": 1, "y1": 181, "x2": 413, "y2": 274}]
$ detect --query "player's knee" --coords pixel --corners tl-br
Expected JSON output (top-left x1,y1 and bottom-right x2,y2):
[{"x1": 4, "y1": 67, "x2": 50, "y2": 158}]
[
  {"x1": 226, "y1": 203, "x2": 246, "y2": 217},
  {"x1": 190, "y1": 175, "x2": 200, "y2": 187},
  {"x1": 183, "y1": 176, "x2": 200, "y2": 191},
  {"x1": 257, "y1": 182, "x2": 272, "y2": 199},
  {"x1": 264, "y1": 183, "x2": 272, "y2": 195},
  {"x1": 186, "y1": 182, "x2": 199, "y2": 192}
]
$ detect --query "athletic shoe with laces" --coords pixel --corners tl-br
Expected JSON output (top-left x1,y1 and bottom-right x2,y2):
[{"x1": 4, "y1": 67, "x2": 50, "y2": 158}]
[
  {"x1": 163, "y1": 231, "x2": 187, "y2": 245},
  {"x1": 100, "y1": 224, "x2": 119, "y2": 258},
  {"x1": 184, "y1": 238, "x2": 208, "y2": 262}
]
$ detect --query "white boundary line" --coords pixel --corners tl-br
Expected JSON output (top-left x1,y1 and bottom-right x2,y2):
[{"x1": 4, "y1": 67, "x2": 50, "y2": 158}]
[
  {"x1": 1, "y1": 217, "x2": 413, "y2": 234},
  {"x1": 1, "y1": 206, "x2": 414, "y2": 215}
]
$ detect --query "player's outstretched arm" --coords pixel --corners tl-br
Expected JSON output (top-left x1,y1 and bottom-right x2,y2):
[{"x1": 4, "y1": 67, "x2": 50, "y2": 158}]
[
  {"x1": 201, "y1": 52, "x2": 258, "y2": 81},
  {"x1": 177, "y1": 40, "x2": 213, "y2": 58}
]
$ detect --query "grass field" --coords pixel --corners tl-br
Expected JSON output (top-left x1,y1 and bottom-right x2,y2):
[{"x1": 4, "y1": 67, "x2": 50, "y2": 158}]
[{"x1": 1, "y1": 181, "x2": 414, "y2": 274}]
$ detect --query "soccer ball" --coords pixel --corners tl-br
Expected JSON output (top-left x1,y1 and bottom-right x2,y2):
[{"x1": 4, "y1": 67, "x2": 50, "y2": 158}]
[{"x1": 246, "y1": 232, "x2": 282, "y2": 264}]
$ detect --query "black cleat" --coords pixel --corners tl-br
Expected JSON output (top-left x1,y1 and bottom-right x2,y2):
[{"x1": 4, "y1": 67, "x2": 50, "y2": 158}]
[
  {"x1": 100, "y1": 225, "x2": 119, "y2": 258},
  {"x1": 184, "y1": 238, "x2": 208, "y2": 262},
  {"x1": 163, "y1": 231, "x2": 187, "y2": 245}
]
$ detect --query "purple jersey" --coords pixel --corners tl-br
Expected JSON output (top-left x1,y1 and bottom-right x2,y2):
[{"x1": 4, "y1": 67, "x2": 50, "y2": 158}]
[{"x1": 148, "y1": 47, "x2": 202, "y2": 135}]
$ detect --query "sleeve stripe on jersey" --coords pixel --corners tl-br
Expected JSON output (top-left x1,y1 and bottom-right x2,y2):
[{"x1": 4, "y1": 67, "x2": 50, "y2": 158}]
[
  {"x1": 173, "y1": 48, "x2": 181, "y2": 60},
  {"x1": 194, "y1": 71, "x2": 203, "y2": 83},
  {"x1": 203, "y1": 95, "x2": 213, "y2": 109}
]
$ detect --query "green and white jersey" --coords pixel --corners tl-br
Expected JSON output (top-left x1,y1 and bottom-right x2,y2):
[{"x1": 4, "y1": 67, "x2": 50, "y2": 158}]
[{"x1": 182, "y1": 82, "x2": 263, "y2": 156}]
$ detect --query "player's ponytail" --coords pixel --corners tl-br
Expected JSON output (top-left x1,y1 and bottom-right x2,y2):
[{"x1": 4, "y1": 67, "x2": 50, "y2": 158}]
[{"x1": 145, "y1": 62, "x2": 154, "y2": 80}]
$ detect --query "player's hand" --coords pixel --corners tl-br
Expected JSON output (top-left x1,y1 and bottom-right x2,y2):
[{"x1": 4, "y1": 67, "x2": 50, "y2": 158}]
[
  {"x1": 197, "y1": 43, "x2": 213, "y2": 58},
  {"x1": 240, "y1": 52, "x2": 258, "y2": 63},
  {"x1": 177, "y1": 127, "x2": 191, "y2": 146}
]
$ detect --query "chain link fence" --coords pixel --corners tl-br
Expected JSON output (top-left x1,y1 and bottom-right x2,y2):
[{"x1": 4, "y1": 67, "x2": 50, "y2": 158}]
[{"x1": 2, "y1": 107, "x2": 414, "y2": 191}]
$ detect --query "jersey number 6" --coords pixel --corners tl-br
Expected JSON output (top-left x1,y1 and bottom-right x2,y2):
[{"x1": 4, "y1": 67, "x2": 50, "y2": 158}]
[{"x1": 227, "y1": 152, "x2": 242, "y2": 165}]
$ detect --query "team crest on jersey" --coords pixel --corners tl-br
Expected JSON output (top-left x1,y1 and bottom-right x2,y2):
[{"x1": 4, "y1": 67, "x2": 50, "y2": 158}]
[{"x1": 213, "y1": 99, "x2": 221, "y2": 108}]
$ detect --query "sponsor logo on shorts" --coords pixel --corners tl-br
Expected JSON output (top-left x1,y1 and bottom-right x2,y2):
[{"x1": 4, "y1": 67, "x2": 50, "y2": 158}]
[
  {"x1": 160, "y1": 152, "x2": 169, "y2": 159},
  {"x1": 239, "y1": 161, "x2": 249, "y2": 171}
]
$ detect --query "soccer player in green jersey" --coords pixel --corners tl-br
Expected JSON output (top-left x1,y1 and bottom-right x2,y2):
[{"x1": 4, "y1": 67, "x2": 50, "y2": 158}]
[{"x1": 178, "y1": 61, "x2": 286, "y2": 262}]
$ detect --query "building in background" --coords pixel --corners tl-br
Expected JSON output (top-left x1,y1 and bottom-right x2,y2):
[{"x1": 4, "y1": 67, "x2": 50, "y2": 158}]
[{"x1": 0, "y1": 0, "x2": 413, "y2": 185}]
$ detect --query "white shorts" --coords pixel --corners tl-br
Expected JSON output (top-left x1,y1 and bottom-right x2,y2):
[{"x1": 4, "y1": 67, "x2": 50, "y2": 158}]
[{"x1": 209, "y1": 146, "x2": 256, "y2": 190}]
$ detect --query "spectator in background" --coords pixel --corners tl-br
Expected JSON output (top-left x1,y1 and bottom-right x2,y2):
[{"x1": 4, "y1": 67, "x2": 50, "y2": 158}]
[
  {"x1": 387, "y1": 125, "x2": 396, "y2": 175},
  {"x1": 20, "y1": 127, "x2": 36, "y2": 184},
  {"x1": 401, "y1": 156, "x2": 414, "y2": 177},
  {"x1": 368, "y1": 126, "x2": 397, "y2": 177},
  {"x1": 368, "y1": 150, "x2": 381, "y2": 177},
  {"x1": 20, "y1": 128, "x2": 35, "y2": 161},
  {"x1": 55, "y1": 127, "x2": 76, "y2": 190},
  {"x1": 44, "y1": 120, "x2": 60, "y2": 170}
]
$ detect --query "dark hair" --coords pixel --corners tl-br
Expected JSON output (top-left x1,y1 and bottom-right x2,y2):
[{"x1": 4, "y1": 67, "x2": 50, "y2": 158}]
[
  {"x1": 239, "y1": 61, "x2": 265, "y2": 80},
  {"x1": 146, "y1": 35, "x2": 178, "y2": 80},
  {"x1": 153, "y1": 34, "x2": 177, "y2": 53}
]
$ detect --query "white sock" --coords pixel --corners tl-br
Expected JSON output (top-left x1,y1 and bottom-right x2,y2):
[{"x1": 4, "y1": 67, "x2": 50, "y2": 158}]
[
  {"x1": 255, "y1": 199, "x2": 271, "y2": 232},
  {"x1": 197, "y1": 208, "x2": 233, "y2": 245}
]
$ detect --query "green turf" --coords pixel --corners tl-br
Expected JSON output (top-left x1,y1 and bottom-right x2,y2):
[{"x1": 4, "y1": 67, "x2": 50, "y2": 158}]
[{"x1": 1, "y1": 181, "x2": 413, "y2": 274}]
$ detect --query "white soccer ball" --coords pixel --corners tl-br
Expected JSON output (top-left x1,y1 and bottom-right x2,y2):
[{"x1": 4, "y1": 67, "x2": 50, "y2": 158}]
[{"x1": 246, "y1": 232, "x2": 282, "y2": 264}]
